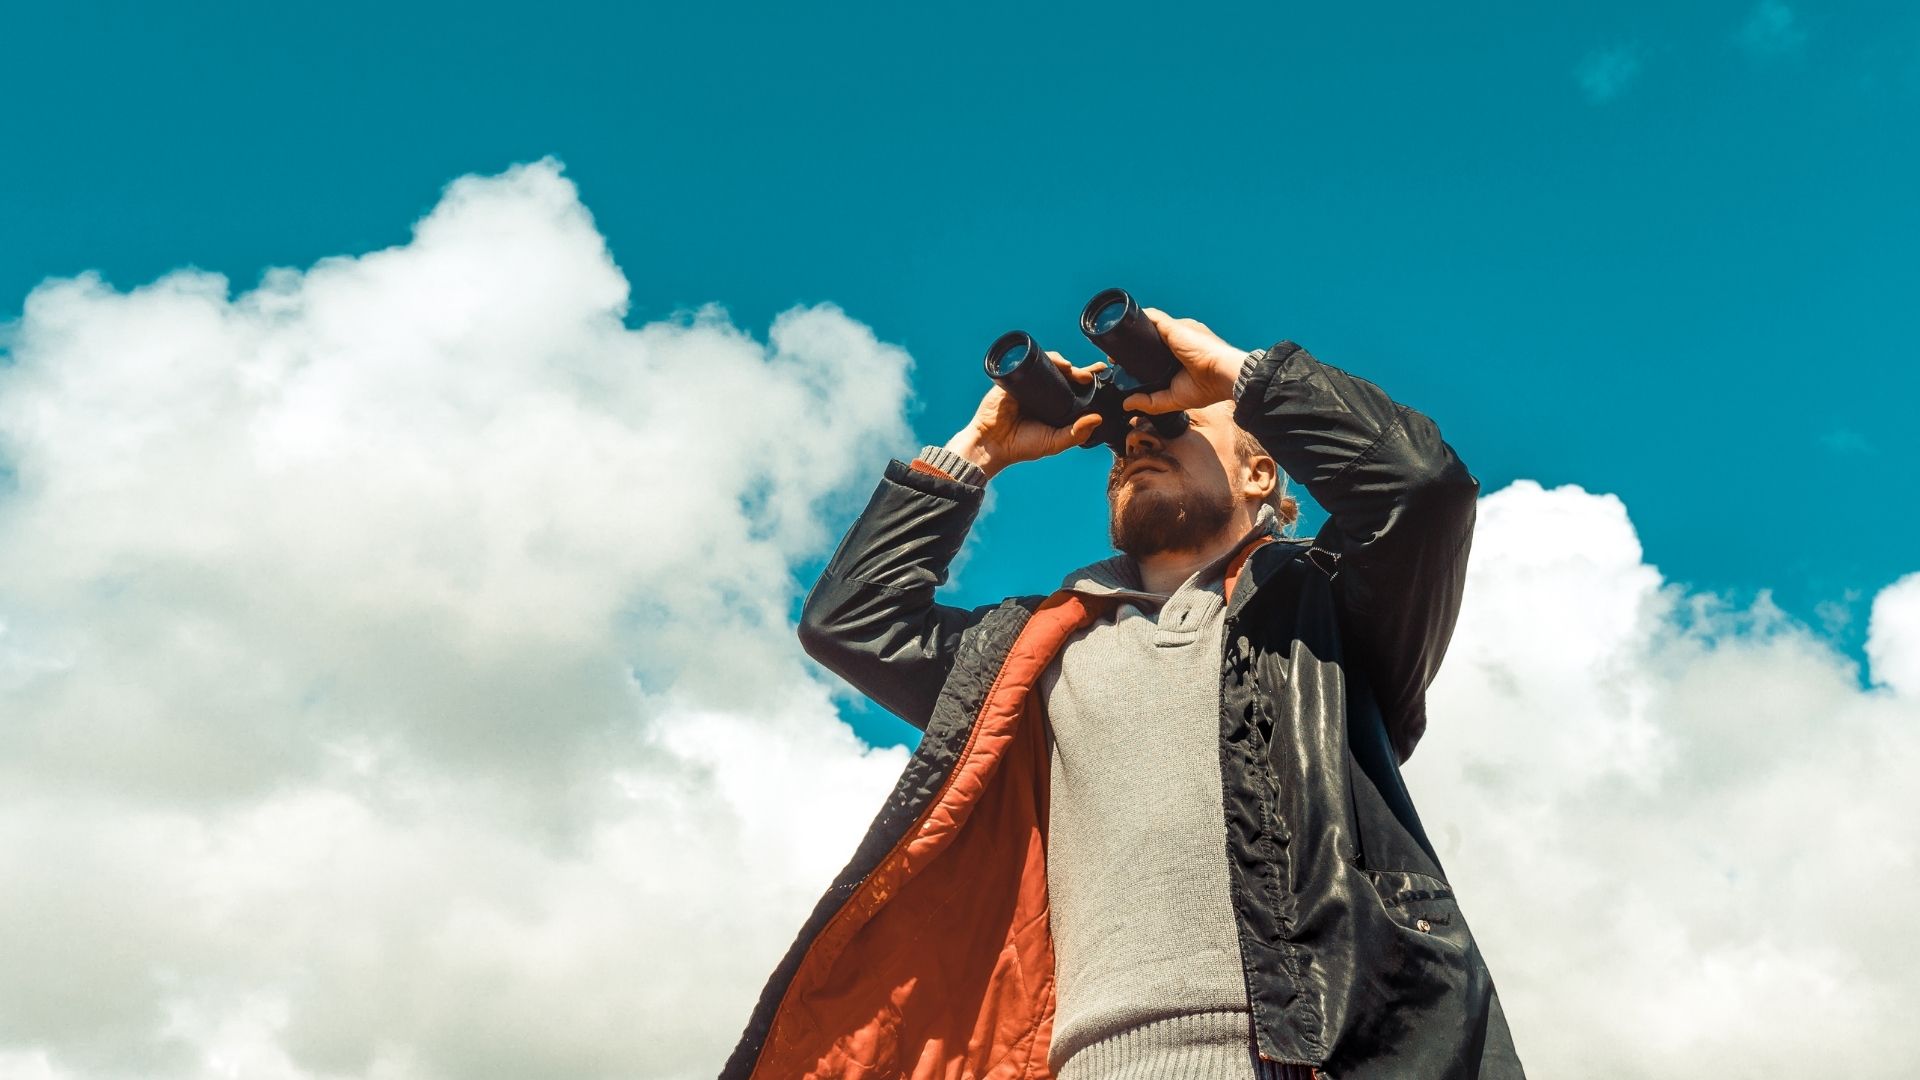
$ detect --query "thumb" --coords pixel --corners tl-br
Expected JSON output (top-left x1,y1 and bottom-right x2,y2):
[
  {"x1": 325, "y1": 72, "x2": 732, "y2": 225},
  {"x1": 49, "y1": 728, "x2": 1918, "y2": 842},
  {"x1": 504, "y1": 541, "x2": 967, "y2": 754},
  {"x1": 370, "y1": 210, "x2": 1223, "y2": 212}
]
[
  {"x1": 1057, "y1": 412, "x2": 1100, "y2": 450},
  {"x1": 1141, "y1": 307, "x2": 1189, "y2": 346},
  {"x1": 1122, "y1": 389, "x2": 1180, "y2": 415}
]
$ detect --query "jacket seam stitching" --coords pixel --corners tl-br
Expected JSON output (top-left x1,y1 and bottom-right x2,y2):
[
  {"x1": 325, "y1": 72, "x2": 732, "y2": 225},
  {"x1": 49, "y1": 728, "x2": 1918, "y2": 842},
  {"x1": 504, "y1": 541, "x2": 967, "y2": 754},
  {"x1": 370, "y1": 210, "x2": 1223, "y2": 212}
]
[{"x1": 1320, "y1": 403, "x2": 1412, "y2": 490}]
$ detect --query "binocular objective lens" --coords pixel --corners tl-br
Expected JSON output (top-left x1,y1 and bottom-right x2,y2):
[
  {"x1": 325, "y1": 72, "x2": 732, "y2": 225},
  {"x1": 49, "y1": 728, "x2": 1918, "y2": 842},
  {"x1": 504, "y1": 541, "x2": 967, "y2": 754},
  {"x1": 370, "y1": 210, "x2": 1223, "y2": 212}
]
[
  {"x1": 994, "y1": 338, "x2": 1032, "y2": 373},
  {"x1": 1090, "y1": 299, "x2": 1128, "y2": 335}
]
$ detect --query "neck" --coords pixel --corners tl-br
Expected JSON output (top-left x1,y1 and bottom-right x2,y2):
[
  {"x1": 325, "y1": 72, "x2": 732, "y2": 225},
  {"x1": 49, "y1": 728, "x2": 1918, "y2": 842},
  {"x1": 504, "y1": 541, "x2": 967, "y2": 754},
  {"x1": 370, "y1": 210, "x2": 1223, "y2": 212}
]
[{"x1": 1133, "y1": 506, "x2": 1262, "y2": 594}]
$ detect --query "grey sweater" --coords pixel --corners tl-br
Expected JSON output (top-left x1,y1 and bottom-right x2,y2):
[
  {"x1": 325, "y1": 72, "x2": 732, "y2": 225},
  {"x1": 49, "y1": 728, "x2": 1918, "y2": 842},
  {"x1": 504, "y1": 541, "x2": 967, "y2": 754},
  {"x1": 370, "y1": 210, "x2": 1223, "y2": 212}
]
[{"x1": 1039, "y1": 506, "x2": 1287, "y2": 1080}]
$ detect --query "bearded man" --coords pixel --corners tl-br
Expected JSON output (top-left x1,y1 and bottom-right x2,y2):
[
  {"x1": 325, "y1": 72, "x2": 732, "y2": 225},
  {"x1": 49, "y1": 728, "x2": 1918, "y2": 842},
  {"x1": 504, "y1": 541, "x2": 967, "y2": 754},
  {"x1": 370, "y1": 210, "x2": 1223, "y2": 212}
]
[{"x1": 722, "y1": 309, "x2": 1524, "y2": 1080}]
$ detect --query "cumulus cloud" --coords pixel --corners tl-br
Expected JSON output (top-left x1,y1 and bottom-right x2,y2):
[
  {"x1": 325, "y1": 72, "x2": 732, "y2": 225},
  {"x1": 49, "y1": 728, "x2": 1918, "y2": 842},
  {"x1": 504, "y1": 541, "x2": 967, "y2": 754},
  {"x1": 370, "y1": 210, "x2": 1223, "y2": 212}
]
[
  {"x1": 0, "y1": 159, "x2": 917, "y2": 1079},
  {"x1": 1416, "y1": 480, "x2": 1920, "y2": 1076},
  {"x1": 1868, "y1": 572, "x2": 1920, "y2": 697},
  {"x1": 2, "y1": 159, "x2": 1916, "y2": 1079},
  {"x1": 1576, "y1": 45, "x2": 1643, "y2": 104}
]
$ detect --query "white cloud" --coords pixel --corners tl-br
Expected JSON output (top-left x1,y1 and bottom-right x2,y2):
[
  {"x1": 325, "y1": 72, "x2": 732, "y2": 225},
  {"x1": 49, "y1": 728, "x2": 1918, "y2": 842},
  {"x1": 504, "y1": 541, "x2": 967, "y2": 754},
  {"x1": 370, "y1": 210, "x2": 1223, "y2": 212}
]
[
  {"x1": 0, "y1": 159, "x2": 915, "y2": 1079},
  {"x1": 1416, "y1": 480, "x2": 1920, "y2": 1076},
  {"x1": 2, "y1": 160, "x2": 1916, "y2": 1079},
  {"x1": 1868, "y1": 572, "x2": 1920, "y2": 696},
  {"x1": 1576, "y1": 45, "x2": 1643, "y2": 104}
]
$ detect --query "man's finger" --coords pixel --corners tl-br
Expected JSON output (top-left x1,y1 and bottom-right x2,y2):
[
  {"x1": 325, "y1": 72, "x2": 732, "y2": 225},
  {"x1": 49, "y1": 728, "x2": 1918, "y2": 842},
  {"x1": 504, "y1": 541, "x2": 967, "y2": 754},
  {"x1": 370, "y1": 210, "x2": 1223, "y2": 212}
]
[
  {"x1": 1055, "y1": 413, "x2": 1098, "y2": 451},
  {"x1": 1049, "y1": 354, "x2": 1108, "y2": 385},
  {"x1": 1122, "y1": 390, "x2": 1179, "y2": 415},
  {"x1": 998, "y1": 390, "x2": 1021, "y2": 421},
  {"x1": 1074, "y1": 360, "x2": 1108, "y2": 383},
  {"x1": 1141, "y1": 308, "x2": 1187, "y2": 347}
]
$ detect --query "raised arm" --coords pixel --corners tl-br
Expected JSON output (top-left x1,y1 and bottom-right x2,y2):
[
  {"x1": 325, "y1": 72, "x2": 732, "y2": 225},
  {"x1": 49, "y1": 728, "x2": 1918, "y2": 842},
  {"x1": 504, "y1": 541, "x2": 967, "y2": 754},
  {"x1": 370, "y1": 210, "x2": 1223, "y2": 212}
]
[
  {"x1": 1230, "y1": 342, "x2": 1477, "y2": 761},
  {"x1": 1122, "y1": 316, "x2": 1477, "y2": 762},
  {"x1": 798, "y1": 353, "x2": 1104, "y2": 731},
  {"x1": 798, "y1": 453, "x2": 996, "y2": 731}
]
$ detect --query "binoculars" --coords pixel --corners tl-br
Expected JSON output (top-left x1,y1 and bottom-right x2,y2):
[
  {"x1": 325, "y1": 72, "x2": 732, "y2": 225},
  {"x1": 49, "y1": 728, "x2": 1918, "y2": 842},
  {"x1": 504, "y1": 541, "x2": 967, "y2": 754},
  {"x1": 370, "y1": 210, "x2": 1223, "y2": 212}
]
[{"x1": 982, "y1": 288, "x2": 1191, "y2": 454}]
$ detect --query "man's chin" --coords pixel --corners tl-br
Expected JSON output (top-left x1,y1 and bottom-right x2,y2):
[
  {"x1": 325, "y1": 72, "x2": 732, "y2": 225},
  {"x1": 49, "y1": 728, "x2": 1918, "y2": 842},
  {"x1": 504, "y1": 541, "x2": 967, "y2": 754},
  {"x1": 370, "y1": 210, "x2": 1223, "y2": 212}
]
[
  {"x1": 1109, "y1": 482, "x2": 1239, "y2": 559},
  {"x1": 1110, "y1": 492, "x2": 1189, "y2": 557}
]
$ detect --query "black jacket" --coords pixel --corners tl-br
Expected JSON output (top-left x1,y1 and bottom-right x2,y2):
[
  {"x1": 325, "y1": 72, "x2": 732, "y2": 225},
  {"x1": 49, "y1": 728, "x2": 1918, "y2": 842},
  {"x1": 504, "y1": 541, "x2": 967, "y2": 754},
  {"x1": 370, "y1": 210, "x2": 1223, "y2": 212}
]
[{"x1": 723, "y1": 342, "x2": 1524, "y2": 1079}]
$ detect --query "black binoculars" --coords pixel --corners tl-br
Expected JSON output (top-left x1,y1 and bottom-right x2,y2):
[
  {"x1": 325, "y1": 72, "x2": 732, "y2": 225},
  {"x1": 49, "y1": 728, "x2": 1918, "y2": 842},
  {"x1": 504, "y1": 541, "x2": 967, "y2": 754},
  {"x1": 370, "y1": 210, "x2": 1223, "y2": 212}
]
[{"x1": 982, "y1": 288, "x2": 1191, "y2": 454}]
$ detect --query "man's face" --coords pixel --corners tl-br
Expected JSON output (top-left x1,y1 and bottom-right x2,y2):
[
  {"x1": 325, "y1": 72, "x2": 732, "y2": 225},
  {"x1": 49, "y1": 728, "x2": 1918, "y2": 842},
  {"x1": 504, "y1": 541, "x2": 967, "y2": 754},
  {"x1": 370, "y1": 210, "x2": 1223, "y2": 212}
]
[{"x1": 1106, "y1": 399, "x2": 1247, "y2": 558}]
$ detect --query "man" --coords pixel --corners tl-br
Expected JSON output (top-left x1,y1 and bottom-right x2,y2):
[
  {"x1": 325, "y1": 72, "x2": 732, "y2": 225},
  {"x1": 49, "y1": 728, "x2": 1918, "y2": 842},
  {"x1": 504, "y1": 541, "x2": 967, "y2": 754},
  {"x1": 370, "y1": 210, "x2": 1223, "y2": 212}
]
[{"x1": 722, "y1": 309, "x2": 1523, "y2": 1079}]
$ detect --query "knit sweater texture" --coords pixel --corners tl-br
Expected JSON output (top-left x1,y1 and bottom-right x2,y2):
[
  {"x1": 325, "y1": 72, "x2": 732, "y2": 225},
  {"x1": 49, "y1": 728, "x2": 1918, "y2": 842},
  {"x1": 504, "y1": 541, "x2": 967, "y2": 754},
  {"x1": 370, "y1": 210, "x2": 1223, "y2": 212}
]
[{"x1": 1039, "y1": 504, "x2": 1283, "y2": 1079}]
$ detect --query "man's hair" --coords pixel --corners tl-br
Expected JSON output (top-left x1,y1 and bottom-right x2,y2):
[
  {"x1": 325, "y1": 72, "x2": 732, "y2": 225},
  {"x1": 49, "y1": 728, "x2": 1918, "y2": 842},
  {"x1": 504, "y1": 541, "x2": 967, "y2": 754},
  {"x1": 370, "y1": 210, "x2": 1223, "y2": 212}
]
[{"x1": 1233, "y1": 427, "x2": 1301, "y2": 533}]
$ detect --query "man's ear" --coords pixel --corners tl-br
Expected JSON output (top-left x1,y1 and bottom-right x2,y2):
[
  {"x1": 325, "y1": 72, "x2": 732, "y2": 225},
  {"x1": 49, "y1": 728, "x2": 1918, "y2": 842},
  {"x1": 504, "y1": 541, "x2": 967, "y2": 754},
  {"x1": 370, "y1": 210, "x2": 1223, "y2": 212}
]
[{"x1": 1241, "y1": 453, "x2": 1278, "y2": 502}]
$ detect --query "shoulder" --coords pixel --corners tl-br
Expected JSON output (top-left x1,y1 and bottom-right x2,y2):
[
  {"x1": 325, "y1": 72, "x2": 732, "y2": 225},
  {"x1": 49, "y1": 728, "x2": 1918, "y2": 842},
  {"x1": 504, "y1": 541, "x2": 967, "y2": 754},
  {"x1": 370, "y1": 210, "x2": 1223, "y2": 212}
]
[
  {"x1": 962, "y1": 595, "x2": 1049, "y2": 652},
  {"x1": 1237, "y1": 536, "x2": 1330, "y2": 605},
  {"x1": 1254, "y1": 535, "x2": 1318, "y2": 570}
]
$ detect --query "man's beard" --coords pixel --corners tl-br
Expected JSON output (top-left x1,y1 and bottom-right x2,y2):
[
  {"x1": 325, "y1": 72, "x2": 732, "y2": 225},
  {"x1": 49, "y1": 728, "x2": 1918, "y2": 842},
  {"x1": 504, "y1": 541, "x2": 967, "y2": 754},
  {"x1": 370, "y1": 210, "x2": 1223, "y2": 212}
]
[{"x1": 1106, "y1": 453, "x2": 1237, "y2": 558}]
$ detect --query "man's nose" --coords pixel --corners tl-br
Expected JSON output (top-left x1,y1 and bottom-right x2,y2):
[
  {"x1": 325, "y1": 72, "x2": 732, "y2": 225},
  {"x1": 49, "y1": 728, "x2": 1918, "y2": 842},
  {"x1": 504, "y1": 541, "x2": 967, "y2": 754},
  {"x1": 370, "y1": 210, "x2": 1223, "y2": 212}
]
[{"x1": 1123, "y1": 415, "x2": 1165, "y2": 459}]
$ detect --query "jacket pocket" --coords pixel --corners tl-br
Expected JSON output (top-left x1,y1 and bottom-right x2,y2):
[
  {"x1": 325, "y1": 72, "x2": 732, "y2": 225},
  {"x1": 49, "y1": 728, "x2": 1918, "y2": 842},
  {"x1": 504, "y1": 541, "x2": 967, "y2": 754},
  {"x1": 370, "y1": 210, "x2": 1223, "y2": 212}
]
[{"x1": 1367, "y1": 868, "x2": 1470, "y2": 955}]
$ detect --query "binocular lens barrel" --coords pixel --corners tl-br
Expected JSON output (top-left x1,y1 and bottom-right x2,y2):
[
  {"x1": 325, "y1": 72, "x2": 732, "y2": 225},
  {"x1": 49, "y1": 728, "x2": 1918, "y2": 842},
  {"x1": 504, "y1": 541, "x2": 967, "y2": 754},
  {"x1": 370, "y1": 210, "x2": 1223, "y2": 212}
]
[
  {"x1": 983, "y1": 330, "x2": 1089, "y2": 430},
  {"x1": 1080, "y1": 288, "x2": 1181, "y2": 388},
  {"x1": 980, "y1": 289, "x2": 1194, "y2": 452}
]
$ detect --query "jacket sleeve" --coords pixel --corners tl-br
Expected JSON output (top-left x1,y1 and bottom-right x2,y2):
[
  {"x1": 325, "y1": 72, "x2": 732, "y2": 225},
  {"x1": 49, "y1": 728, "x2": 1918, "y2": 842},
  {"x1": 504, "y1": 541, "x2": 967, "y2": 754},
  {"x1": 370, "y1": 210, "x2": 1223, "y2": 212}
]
[
  {"x1": 797, "y1": 458, "x2": 1001, "y2": 732},
  {"x1": 1231, "y1": 342, "x2": 1479, "y2": 762}
]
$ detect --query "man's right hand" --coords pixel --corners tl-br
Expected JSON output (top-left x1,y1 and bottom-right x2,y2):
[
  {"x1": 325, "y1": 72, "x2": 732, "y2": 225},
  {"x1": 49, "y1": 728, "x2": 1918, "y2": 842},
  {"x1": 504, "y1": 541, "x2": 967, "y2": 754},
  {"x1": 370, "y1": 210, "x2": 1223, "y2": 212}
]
[{"x1": 944, "y1": 353, "x2": 1105, "y2": 480}]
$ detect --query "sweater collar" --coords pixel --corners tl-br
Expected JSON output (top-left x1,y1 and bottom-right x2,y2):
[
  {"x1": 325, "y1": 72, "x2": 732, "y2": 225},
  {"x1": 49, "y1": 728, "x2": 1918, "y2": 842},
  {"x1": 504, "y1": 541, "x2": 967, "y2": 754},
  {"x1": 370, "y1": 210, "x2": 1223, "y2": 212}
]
[{"x1": 1057, "y1": 503, "x2": 1280, "y2": 603}]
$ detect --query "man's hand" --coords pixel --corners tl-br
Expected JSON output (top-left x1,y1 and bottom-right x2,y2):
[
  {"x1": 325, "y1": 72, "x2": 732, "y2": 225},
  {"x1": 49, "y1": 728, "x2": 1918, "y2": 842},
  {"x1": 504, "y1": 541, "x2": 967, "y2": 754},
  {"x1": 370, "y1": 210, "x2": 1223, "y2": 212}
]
[
  {"x1": 1119, "y1": 308, "x2": 1249, "y2": 414},
  {"x1": 945, "y1": 353, "x2": 1105, "y2": 480}
]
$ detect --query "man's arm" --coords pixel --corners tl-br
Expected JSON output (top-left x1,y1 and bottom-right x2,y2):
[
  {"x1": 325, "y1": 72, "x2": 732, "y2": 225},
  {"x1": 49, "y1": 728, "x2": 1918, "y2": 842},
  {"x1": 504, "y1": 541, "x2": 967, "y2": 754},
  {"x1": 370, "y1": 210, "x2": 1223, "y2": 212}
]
[
  {"x1": 1120, "y1": 313, "x2": 1477, "y2": 763},
  {"x1": 799, "y1": 354, "x2": 1105, "y2": 732},
  {"x1": 1231, "y1": 342, "x2": 1478, "y2": 762},
  {"x1": 797, "y1": 448, "x2": 999, "y2": 732}
]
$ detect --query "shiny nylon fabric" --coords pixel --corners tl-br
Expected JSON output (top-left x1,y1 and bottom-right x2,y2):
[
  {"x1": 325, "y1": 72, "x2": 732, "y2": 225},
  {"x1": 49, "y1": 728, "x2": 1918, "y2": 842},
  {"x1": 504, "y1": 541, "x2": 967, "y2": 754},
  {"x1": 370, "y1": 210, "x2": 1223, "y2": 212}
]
[
  {"x1": 719, "y1": 597, "x2": 1030, "y2": 1079},
  {"x1": 740, "y1": 593, "x2": 1115, "y2": 1080},
  {"x1": 1215, "y1": 541, "x2": 1521, "y2": 1076},
  {"x1": 726, "y1": 342, "x2": 1525, "y2": 1078}
]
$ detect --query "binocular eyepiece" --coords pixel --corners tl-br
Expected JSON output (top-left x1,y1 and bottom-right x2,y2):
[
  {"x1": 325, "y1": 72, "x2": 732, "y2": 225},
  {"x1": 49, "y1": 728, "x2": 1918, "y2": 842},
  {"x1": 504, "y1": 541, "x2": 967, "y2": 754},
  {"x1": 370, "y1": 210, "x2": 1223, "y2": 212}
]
[{"x1": 983, "y1": 288, "x2": 1191, "y2": 453}]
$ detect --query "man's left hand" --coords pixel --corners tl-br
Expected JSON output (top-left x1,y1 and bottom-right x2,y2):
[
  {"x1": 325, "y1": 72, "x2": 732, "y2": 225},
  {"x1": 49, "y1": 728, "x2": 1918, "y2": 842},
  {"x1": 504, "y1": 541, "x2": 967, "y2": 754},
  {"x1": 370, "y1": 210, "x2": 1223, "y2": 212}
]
[{"x1": 1119, "y1": 308, "x2": 1250, "y2": 415}]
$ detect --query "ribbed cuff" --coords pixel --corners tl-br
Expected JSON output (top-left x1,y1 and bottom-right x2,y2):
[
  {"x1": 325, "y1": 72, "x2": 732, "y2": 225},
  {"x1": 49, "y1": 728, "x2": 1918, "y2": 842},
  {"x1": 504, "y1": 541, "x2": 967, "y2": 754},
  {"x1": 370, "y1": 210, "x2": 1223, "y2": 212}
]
[
  {"x1": 913, "y1": 444, "x2": 987, "y2": 487},
  {"x1": 1231, "y1": 348, "x2": 1268, "y2": 404},
  {"x1": 1053, "y1": 1010, "x2": 1310, "y2": 1080}
]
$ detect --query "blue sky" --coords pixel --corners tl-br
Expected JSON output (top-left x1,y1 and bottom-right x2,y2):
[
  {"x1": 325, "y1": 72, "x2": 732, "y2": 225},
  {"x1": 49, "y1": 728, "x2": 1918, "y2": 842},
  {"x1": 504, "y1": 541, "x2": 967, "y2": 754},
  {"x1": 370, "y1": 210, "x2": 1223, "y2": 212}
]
[
  {"x1": 5, "y1": 6, "x2": 1920, "y2": 1076},
  {"x1": 6, "y1": 0, "x2": 1916, "y2": 750}
]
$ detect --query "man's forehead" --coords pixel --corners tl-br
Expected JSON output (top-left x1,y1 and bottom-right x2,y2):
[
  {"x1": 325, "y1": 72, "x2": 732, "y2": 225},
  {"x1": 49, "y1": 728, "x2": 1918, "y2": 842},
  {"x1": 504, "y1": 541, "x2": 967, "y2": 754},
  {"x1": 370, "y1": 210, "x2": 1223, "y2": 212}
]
[{"x1": 1192, "y1": 400, "x2": 1238, "y2": 424}]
